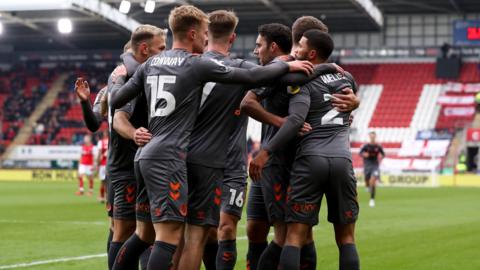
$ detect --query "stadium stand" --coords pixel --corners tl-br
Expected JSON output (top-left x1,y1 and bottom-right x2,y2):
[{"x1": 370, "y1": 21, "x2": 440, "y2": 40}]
[
  {"x1": 0, "y1": 66, "x2": 56, "y2": 154},
  {"x1": 26, "y1": 65, "x2": 111, "y2": 146},
  {"x1": 348, "y1": 62, "x2": 479, "y2": 170}
]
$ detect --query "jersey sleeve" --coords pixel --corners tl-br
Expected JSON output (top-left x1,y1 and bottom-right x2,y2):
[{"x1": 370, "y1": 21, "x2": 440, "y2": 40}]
[
  {"x1": 121, "y1": 52, "x2": 139, "y2": 77},
  {"x1": 344, "y1": 72, "x2": 358, "y2": 93},
  {"x1": 263, "y1": 86, "x2": 311, "y2": 153},
  {"x1": 379, "y1": 145, "x2": 385, "y2": 157},
  {"x1": 277, "y1": 63, "x2": 338, "y2": 86},
  {"x1": 359, "y1": 144, "x2": 367, "y2": 155},
  {"x1": 115, "y1": 97, "x2": 137, "y2": 117},
  {"x1": 194, "y1": 57, "x2": 289, "y2": 87},
  {"x1": 110, "y1": 62, "x2": 146, "y2": 109},
  {"x1": 80, "y1": 87, "x2": 106, "y2": 132}
]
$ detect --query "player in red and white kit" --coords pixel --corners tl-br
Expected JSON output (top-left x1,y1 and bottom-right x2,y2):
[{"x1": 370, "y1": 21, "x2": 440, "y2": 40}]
[
  {"x1": 76, "y1": 134, "x2": 95, "y2": 196},
  {"x1": 96, "y1": 130, "x2": 109, "y2": 202}
]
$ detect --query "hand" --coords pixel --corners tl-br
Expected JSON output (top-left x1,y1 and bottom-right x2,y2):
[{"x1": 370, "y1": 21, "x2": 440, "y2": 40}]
[
  {"x1": 298, "y1": 122, "x2": 312, "y2": 136},
  {"x1": 75, "y1": 78, "x2": 90, "y2": 101},
  {"x1": 133, "y1": 127, "x2": 152, "y2": 146},
  {"x1": 249, "y1": 149, "x2": 269, "y2": 182},
  {"x1": 362, "y1": 152, "x2": 369, "y2": 158},
  {"x1": 277, "y1": 54, "x2": 294, "y2": 62},
  {"x1": 330, "y1": 63, "x2": 345, "y2": 75},
  {"x1": 332, "y1": 88, "x2": 359, "y2": 112},
  {"x1": 112, "y1": 65, "x2": 127, "y2": 82},
  {"x1": 288, "y1": 60, "x2": 314, "y2": 76}
]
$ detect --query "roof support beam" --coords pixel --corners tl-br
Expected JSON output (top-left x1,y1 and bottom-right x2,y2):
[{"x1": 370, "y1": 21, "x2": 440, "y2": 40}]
[
  {"x1": 386, "y1": 0, "x2": 453, "y2": 13},
  {"x1": 1, "y1": 12, "x2": 78, "y2": 49},
  {"x1": 257, "y1": 0, "x2": 293, "y2": 25},
  {"x1": 349, "y1": 0, "x2": 383, "y2": 28},
  {"x1": 448, "y1": 0, "x2": 463, "y2": 14},
  {"x1": 0, "y1": 0, "x2": 141, "y2": 32}
]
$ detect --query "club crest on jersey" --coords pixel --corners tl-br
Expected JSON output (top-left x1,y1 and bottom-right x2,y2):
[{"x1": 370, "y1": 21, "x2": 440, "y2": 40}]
[
  {"x1": 287, "y1": 85, "x2": 300, "y2": 95},
  {"x1": 208, "y1": 58, "x2": 226, "y2": 67}
]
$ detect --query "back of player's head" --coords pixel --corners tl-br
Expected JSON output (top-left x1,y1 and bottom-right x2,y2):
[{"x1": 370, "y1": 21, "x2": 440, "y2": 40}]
[
  {"x1": 168, "y1": 5, "x2": 209, "y2": 40},
  {"x1": 302, "y1": 29, "x2": 334, "y2": 61},
  {"x1": 123, "y1": 41, "x2": 132, "y2": 53},
  {"x1": 208, "y1": 10, "x2": 238, "y2": 41},
  {"x1": 258, "y1": 23, "x2": 292, "y2": 54},
  {"x1": 292, "y1": 16, "x2": 328, "y2": 45},
  {"x1": 130, "y1": 24, "x2": 166, "y2": 51}
]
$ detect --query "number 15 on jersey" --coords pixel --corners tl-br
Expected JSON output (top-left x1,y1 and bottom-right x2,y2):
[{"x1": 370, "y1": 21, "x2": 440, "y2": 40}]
[{"x1": 147, "y1": 75, "x2": 176, "y2": 118}]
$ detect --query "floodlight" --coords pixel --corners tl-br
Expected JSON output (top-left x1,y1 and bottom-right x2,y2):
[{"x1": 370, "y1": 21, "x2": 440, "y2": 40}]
[
  {"x1": 119, "y1": 0, "x2": 131, "y2": 14},
  {"x1": 57, "y1": 18, "x2": 72, "y2": 34},
  {"x1": 145, "y1": 0, "x2": 155, "y2": 13}
]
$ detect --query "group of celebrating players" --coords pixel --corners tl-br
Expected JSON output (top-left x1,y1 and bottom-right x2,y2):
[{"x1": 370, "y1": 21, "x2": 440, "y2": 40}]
[{"x1": 74, "y1": 4, "x2": 361, "y2": 270}]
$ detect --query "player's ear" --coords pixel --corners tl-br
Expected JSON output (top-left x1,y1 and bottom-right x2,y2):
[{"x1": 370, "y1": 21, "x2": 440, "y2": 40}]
[
  {"x1": 270, "y1": 42, "x2": 278, "y2": 53},
  {"x1": 308, "y1": 49, "x2": 317, "y2": 61},
  {"x1": 187, "y1": 28, "x2": 196, "y2": 41},
  {"x1": 229, "y1": 33, "x2": 236, "y2": 45},
  {"x1": 138, "y1": 42, "x2": 148, "y2": 56}
]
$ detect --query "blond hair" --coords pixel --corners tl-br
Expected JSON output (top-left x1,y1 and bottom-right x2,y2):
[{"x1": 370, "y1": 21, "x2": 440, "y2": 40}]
[
  {"x1": 130, "y1": 24, "x2": 167, "y2": 51},
  {"x1": 208, "y1": 10, "x2": 238, "y2": 40},
  {"x1": 168, "y1": 5, "x2": 209, "y2": 40}
]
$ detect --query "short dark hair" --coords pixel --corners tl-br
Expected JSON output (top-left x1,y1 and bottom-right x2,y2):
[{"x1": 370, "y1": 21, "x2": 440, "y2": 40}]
[
  {"x1": 258, "y1": 23, "x2": 292, "y2": 54},
  {"x1": 208, "y1": 10, "x2": 238, "y2": 40},
  {"x1": 292, "y1": 16, "x2": 328, "y2": 45},
  {"x1": 303, "y1": 29, "x2": 334, "y2": 61}
]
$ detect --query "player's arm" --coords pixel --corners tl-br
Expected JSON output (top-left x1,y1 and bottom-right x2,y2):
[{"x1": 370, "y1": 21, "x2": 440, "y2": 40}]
[
  {"x1": 197, "y1": 57, "x2": 313, "y2": 87},
  {"x1": 360, "y1": 145, "x2": 369, "y2": 158},
  {"x1": 379, "y1": 145, "x2": 385, "y2": 158},
  {"x1": 95, "y1": 141, "x2": 102, "y2": 167},
  {"x1": 249, "y1": 88, "x2": 311, "y2": 181},
  {"x1": 75, "y1": 78, "x2": 105, "y2": 132},
  {"x1": 332, "y1": 72, "x2": 360, "y2": 112},
  {"x1": 240, "y1": 90, "x2": 283, "y2": 127},
  {"x1": 113, "y1": 110, "x2": 152, "y2": 146},
  {"x1": 277, "y1": 63, "x2": 343, "y2": 85},
  {"x1": 110, "y1": 63, "x2": 145, "y2": 109}
]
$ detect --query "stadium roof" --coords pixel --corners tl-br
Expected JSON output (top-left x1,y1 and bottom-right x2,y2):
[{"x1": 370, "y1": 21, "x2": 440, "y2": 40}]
[{"x1": 0, "y1": 0, "x2": 480, "y2": 52}]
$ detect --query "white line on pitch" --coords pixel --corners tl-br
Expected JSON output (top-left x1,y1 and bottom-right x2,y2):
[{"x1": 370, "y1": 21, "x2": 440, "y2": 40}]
[
  {"x1": 0, "y1": 254, "x2": 106, "y2": 269},
  {"x1": 0, "y1": 233, "x2": 274, "y2": 269},
  {"x1": 0, "y1": 220, "x2": 107, "y2": 226}
]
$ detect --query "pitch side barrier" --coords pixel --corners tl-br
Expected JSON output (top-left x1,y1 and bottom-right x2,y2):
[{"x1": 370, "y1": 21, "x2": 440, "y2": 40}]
[{"x1": 355, "y1": 171, "x2": 480, "y2": 188}]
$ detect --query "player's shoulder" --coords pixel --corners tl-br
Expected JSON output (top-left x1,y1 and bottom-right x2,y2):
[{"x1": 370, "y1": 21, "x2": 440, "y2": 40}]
[{"x1": 342, "y1": 71, "x2": 356, "y2": 84}]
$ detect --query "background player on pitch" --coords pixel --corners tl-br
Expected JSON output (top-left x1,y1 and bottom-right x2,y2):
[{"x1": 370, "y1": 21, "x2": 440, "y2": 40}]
[
  {"x1": 360, "y1": 131, "x2": 385, "y2": 207},
  {"x1": 76, "y1": 134, "x2": 95, "y2": 196},
  {"x1": 250, "y1": 30, "x2": 360, "y2": 270},
  {"x1": 97, "y1": 129, "x2": 109, "y2": 203}
]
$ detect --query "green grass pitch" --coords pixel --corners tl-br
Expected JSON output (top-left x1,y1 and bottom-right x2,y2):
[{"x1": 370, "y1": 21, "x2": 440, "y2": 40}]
[{"x1": 0, "y1": 181, "x2": 479, "y2": 269}]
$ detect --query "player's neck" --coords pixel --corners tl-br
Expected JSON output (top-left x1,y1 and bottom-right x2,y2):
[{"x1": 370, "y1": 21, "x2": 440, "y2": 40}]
[
  {"x1": 207, "y1": 43, "x2": 230, "y2": 56},
  {"x1": 172, "y1": 40, "x2": 194, "y2": 53},
  {"x1": 311, "y1": 58, "x2": 325, "y2": 66}
]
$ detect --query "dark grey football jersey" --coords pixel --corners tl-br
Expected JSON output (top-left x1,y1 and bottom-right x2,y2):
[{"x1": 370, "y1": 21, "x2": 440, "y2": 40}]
[
  {"x1": 252, "y1": 58, "x2": 296, "y2": 165},
  {"x1": 111, "y1": 49, "x2": 289, "y2": 161},
  {"x1": 187, "y1": 51, "x2": 257, "y2": 168},
  {"x1": 291, "y1": 72, "x2": 357, "y2": 159},
  {"x1": 106, "y1": 53, "x2": 147, "y2": 179}
]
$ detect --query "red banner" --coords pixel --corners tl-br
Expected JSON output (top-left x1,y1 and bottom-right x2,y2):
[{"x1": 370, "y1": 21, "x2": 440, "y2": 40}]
[
  {"x1": 443, "y1": 107, "x2": 476, "y2": 116},
  {"x1": 467, "y1": 128, "x2": 480, "y2": 142},
  {"x1": 438, "y1": 95, "x2": 475, "y2": 105},
  {"x1": 443, "y1": 82, "x2": 480, "y2": 93}
]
